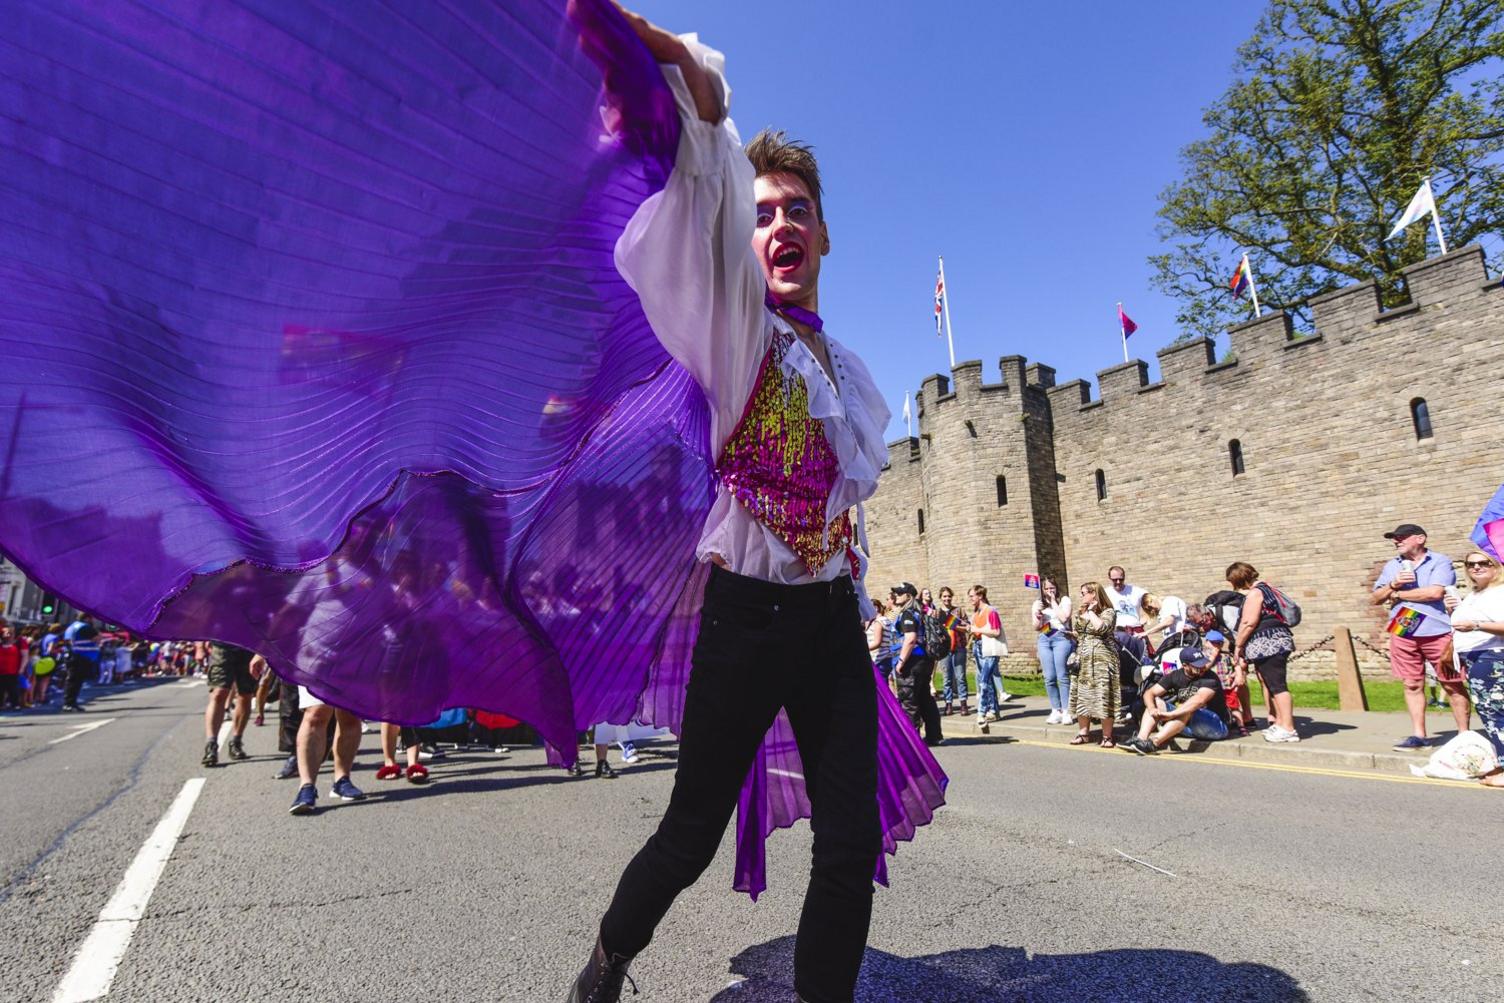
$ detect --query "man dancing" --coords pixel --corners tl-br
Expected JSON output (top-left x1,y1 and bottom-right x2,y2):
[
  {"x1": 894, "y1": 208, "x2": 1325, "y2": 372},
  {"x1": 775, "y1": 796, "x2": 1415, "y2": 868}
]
[{"x1": 569, "y1": 9, "x2": 895, "y2": 1003}]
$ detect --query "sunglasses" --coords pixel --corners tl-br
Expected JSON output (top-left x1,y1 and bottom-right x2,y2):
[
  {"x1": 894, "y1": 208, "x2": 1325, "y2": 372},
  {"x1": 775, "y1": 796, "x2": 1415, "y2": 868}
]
[{"x1": 1466, "y1": 561, "x2": 1495, "y2": 570}]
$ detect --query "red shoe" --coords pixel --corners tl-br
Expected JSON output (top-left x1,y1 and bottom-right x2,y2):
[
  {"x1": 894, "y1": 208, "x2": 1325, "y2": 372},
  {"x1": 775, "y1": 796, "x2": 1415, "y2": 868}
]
[
  {"x1": 375, "y1": 764, "x2": 403, "y2": 780},
  {"x1": 405, "y1": 763, "x2": 430, "y2": 784},
  {"x1": 254, "y1": 713, "x2": 265, "y2": 727}
]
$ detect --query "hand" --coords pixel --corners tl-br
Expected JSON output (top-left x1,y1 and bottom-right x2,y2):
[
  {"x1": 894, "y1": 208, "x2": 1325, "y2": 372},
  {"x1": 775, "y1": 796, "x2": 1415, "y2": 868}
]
[
  {"x1": 1444, "y1": 596, "x2": 1461, "y2": 613},
  {"x1": 1454, "y1": 620, "x2": 1479, "y2": 632},
  {"x1": 1395, "y1": 571, "x2": 1417, "y2": 587},
  {"x1": 1234, "y1": 671, "x2": 1247, "y2": 688}
]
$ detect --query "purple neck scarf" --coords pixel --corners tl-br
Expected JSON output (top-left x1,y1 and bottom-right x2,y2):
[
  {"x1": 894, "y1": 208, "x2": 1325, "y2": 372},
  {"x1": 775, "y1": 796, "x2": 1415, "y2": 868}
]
[{"x1": 764, "y1": 288, "x2": 824, "y2": 332}]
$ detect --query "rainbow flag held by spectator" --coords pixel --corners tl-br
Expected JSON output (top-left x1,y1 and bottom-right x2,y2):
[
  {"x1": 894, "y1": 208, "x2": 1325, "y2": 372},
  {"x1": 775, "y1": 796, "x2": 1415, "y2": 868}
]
[
  {"x1": 1387, "y1": 607, "x2": 1427, "y2": 638},
  {"x1": 1472, "y1": 482, "x2": 1504, "y2": 560}
]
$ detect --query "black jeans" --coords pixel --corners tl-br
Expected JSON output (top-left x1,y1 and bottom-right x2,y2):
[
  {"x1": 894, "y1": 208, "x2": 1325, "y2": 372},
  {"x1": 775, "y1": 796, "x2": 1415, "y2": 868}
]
[
  {"x1": 895, "y1": 656, "x2": 943, "y2": 743},
  {"x1": 599, "y1": 566, "x2": 881, "y2": 1003},
  {"x1": 64, "y1": 655, "x2": 94, "y2": 706}
]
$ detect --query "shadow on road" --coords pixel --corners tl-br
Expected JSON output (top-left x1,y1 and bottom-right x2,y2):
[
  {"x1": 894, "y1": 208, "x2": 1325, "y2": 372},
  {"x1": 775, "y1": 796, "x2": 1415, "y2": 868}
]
[{"x1": 709, "y1": 937, "x2": 1309, "y2": 1002}]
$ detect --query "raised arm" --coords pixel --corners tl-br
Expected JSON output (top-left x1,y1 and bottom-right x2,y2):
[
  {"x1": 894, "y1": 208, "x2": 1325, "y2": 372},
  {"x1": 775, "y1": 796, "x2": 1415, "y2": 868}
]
[{"x1": 611, "y1": 5, "x2": 721, "y2": 122}]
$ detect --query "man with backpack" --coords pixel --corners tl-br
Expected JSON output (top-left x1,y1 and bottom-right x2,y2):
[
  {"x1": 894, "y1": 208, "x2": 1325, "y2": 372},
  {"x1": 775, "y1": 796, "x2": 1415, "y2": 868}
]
[{"x1": 891, "y1": 583, "x2": 943, "y2": 746}]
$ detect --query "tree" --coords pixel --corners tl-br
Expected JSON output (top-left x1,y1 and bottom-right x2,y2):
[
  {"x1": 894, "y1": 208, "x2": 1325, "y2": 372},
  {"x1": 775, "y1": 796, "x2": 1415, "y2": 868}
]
[{"x1": 1151, "y1": 0, "x2": 1504, "y2": 339}]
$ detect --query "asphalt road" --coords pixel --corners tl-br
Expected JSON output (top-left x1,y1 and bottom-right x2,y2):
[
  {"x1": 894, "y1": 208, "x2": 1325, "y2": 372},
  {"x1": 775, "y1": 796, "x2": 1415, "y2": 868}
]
[{"x1": 2, "y1": 679, "x2": 1500, "y2": 1002}]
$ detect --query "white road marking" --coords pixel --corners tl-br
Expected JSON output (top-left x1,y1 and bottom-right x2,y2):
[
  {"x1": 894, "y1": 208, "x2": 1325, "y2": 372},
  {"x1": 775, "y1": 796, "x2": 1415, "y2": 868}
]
[
  {"x1": 216, "y1": 720, "x2": 232, "y2": 753},
  {"x1": 50, "y1": 778, "x2": 205, "y2": 1003},
  {"x1": 47, "y1": 719, "x2": 117, "y2": 746}
]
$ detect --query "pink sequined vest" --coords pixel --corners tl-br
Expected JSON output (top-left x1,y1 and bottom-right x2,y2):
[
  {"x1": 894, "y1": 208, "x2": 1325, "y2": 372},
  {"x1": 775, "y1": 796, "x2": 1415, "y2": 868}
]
[{"x1": 715, "y1": 330, "x2": 858, "y2": 576}]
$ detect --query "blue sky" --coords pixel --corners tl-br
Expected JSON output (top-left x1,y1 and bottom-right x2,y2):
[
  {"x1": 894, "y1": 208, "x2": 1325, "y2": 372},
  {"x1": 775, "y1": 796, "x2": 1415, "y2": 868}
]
[{"x1": 634, "y1": 1, "x2": 1263, "y2": 440}]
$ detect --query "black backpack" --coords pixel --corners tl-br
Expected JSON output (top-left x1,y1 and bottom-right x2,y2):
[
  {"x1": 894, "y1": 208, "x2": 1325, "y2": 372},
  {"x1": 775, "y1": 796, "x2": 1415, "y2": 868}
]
[
  {"x1": 1203, "y1": 590, "x2": 1247, "y2": 635},
  {"x1": 923, "y1": 610, "x2": 951, "y2": 659}
]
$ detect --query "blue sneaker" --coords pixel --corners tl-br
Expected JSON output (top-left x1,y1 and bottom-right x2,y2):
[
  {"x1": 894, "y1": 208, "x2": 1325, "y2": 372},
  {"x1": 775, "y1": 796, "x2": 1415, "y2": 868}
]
[
  {"x1": 1392, "y1": 735, "x2": 1430, "y2": 751},
  {"x1": 331, "y1": 776, "x2": 366, "y2": 801},
  {"x1": 288, "y1": 783, "x2": 318, "y2": 815},
  {"x1": 618, "y1": 740, "x2": 639, "y2": 764}
]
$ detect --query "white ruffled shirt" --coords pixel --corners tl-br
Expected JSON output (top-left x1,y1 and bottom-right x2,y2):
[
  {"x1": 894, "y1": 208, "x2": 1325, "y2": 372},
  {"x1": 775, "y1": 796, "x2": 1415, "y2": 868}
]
[{"x1": 614, "y1": 36, "x2": 890, "y2": 618}]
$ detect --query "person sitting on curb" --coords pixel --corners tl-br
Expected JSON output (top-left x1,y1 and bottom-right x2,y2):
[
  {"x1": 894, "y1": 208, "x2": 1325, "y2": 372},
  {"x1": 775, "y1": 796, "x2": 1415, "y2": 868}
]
[{"x1": 1121, "y1": 646, "x2": 1230, "y2": 755}]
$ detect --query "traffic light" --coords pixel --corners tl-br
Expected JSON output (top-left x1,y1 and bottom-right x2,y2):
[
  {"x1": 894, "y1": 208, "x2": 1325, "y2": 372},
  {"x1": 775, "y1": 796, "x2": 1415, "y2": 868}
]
[{"x1": 40, "y1": 592, "x2": 57, "y2": 618}]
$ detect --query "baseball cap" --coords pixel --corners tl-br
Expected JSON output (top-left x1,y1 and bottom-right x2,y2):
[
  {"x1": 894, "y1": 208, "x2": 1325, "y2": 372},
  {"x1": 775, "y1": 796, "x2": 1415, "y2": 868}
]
[
  {"x1": 1205, "y1": 630, "x2": 1226, "y2": 645},
  {"x1": 1384, "y1": 523, "x2": 1426, "y2": 540},
  {"x1": 891, "y1": 582, "x2": 918, "y2": 598},
  {"x1": 1180, "y1": 646, "x2": 1210, "y2": 668}
]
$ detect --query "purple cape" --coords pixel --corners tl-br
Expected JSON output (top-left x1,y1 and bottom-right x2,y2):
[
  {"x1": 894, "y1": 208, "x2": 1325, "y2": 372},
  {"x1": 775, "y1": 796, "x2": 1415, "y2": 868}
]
[{"x1": 0, "y1": 0, "x2": 945, "y2": 898}]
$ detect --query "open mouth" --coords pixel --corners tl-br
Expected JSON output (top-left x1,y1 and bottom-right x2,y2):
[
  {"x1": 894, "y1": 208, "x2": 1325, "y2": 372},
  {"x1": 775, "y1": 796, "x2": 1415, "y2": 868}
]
[{"x1": 772, "y1": 244, "x2": 804, "y2": 270}]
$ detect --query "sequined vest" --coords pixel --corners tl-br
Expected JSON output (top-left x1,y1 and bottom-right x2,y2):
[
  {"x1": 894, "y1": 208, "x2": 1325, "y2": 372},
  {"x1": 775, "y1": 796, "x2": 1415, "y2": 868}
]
[{"x1": 715, "y1": 330, "x2": 857, "y2": 576}]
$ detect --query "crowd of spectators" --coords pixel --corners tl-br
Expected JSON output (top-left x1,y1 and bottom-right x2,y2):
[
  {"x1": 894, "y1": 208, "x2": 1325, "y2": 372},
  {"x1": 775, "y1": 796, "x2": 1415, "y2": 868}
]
[{"x1": 864, "y1": 521, "x2": 1504, "y2": 778}]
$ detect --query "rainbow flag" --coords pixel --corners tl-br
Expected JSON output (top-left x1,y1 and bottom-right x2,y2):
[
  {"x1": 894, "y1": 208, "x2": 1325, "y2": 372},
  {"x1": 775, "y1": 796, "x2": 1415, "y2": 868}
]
[
  {"x1": 1229, "y1": 256, "x2": 1252, "y2": 299},
  {"x1": 1472, "y1": 482, "x2": 1504, "y2": 560},
  {"x1": 1386, "y1": 607, "x2": 1425, "y2": 638}
]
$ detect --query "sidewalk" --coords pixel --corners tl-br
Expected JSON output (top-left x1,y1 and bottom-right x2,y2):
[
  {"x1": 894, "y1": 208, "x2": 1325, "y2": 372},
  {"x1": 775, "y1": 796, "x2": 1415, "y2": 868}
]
[{"x1": 942, "y1": 694, "x2": 1474, "y2": 775}]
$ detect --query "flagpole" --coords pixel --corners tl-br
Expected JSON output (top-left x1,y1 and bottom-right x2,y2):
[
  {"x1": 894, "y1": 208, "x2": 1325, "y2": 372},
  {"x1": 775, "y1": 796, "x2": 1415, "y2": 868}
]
[
  {"x1": 1116, "y1": 302, "x2": 1128, "y2": 363},
  {"x1": 1425, "y1": 177, "x2": 1448, "y2": 254},
  {"x1": 939, "y1": 256, "x2": 956, "y2": 370},
  {"x1": 1243, "y1": 253, "x2": 1262, "y2": 318}
]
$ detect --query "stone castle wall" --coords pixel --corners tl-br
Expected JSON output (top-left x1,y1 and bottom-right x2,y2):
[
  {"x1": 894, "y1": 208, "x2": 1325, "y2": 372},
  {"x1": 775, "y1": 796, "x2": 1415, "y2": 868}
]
[{"x1": 866, "y1": 245, "x2": 1504, "y2": 676}]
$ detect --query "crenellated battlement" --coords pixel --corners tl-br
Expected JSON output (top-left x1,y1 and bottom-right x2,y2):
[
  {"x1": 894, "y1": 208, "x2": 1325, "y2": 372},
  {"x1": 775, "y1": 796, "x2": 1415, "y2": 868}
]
[
  {"x1": 905, "y1": 245, "x2": 1499, "y2": 423},
  {"x1": 866, "y1": 244, "x2": 1504, "y2": 674}
]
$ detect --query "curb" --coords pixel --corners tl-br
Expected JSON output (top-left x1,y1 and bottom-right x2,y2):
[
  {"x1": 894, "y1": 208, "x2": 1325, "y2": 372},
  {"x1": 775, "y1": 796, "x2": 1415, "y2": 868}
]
[{"x1": 941, "y1": 713, "x2": 1432, "y2": 776}]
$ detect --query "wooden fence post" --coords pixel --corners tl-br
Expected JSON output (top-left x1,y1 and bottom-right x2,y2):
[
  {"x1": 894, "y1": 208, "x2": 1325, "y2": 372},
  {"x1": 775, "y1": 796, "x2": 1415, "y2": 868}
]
[{"x1": 1333, "y1": 626, "x2": 1368, "y2": 712}]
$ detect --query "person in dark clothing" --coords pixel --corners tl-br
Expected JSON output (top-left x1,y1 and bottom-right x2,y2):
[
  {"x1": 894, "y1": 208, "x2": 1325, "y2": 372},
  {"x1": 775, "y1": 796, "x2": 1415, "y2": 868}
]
[{"x1": 891, "y1": 583, "x2": 943, "y2": 747}]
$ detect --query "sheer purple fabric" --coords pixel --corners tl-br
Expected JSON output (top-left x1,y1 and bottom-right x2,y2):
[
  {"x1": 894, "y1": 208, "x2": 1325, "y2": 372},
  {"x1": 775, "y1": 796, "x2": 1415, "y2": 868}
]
[{"x1": 0, "y1": 0, "x2": 944, "y2": 898}]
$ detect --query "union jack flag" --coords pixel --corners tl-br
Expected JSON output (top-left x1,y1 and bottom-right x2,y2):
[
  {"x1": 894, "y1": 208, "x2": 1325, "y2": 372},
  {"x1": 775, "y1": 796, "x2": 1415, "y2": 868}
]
[{"x1": 934, "y1": 268, "x2": 945, "y2": 337}]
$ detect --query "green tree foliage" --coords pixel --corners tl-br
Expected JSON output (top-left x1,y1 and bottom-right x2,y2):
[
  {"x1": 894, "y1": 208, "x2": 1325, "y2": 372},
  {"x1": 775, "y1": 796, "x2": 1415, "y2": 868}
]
[{"x1": 1152, "y1": 0, "x2": 1504, "y2": 338}]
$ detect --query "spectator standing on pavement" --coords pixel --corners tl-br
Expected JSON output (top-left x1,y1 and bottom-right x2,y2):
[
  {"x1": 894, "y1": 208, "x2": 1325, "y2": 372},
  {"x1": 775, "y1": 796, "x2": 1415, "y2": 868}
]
[
  {"x1": 201, "y1": 642, "x2": 258, "y2": 767},
  {"x1": 1105, "y1": 566, "x2": 1148, "y2": 663},
  {"x1": 866, "y1": 598, "x2": 892, "y2": 682},
  {"x1": 1032, "y1": 578, "x2": 1073, "y2": 724},
  {"x1": 61, "y1": 614, "x2": 101, "y2": 711},
  {"x1": 30, "y1": 634, "x2": 56, "y2": 706},
  {"x1": 937, "y1": 587, "x2": 969, "y2": 717},
  {"x1": 892, "y1": 583, "x2": 943, "y2": 746},
  {"x1": 288, "y1": 686, "x2": 365, "y2": 814},
  {"x1": 1371, "y1": 524, "x2": 1463, "y2": 751},
  {"x1": 1228, "y1": 562, "x2": 1301, "y2": 744},
  {"x1": 1446, "y1": 549, "x2": 1504, "y2": 785},
  {"x1": 0, "y1": 620, "x2": 25, "y2": 709},
  {"x1": 1069, "y1": 581, "x2": 1119, "y2": 747},
  {"x1": 968, "y1": 585, "x2": 1007, "y2": 732}
]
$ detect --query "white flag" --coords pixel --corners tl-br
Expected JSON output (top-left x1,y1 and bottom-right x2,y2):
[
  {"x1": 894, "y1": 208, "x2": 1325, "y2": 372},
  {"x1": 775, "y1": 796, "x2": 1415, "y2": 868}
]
[
  {"x1": 902, "y1": 392, "x2": 912, "y2": 425},
  {"x1": 1386, "y1": 179, "x2": 1435, "y2": 240}
]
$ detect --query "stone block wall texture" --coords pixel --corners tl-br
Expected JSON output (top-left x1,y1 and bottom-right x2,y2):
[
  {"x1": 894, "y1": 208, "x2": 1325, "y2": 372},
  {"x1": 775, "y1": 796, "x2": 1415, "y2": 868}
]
[{"x1": 866, "y1": 245, "x2": 1504, "y2": 675}]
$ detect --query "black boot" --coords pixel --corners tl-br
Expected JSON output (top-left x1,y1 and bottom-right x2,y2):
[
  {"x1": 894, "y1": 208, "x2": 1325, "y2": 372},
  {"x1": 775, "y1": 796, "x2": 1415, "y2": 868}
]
[
  {"x1": 564, "y1": 935, "x2": 636, "y2": 1003},
  {"x1": 595, "y1": 760, "x2": 616, "y2": 779}
]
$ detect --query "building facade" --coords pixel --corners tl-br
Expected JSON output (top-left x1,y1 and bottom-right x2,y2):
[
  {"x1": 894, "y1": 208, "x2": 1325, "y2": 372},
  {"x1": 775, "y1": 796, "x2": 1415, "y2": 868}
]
[{"x1": 866, "y1": 245, "x2": 1504, "y2": 674}]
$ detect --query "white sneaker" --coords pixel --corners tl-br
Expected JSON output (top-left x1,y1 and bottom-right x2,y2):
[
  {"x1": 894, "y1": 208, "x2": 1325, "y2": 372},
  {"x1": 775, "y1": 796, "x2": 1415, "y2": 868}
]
[
  {"x1": 1044, "y1": 710, "x2": 1059, "y2": 725},
  {"x1": 999, "y1": 690, "x2": 1015, "y2": 702},
  {"x1": 1264, "y1": 726, "x2": 1300, "y2": 743}
]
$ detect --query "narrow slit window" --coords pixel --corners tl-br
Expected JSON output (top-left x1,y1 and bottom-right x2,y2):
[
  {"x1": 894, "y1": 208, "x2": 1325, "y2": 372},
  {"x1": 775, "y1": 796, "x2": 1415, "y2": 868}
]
[
  {"x1": 917, "y1": 509, "x2": 926, "y2": 534},
  {"x1": 1410, "y1": 398, "x2": 1433, "y2": 440},
  {"x1": 996, "y1": 476, "x2": 1007, "y2": 507},
  {"x1": 1229, "y1": 439, "x2": 1245, "y2": 476},
  {"x1": 1094, "y1": 469, "x2": 1107, "y2": 502}
]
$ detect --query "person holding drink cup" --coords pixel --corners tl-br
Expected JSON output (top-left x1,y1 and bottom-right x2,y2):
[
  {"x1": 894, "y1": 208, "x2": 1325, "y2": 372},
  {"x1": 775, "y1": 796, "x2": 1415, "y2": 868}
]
[{"x1": 1372, "y1": 523, "x2": 1465, "y2": 750}]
